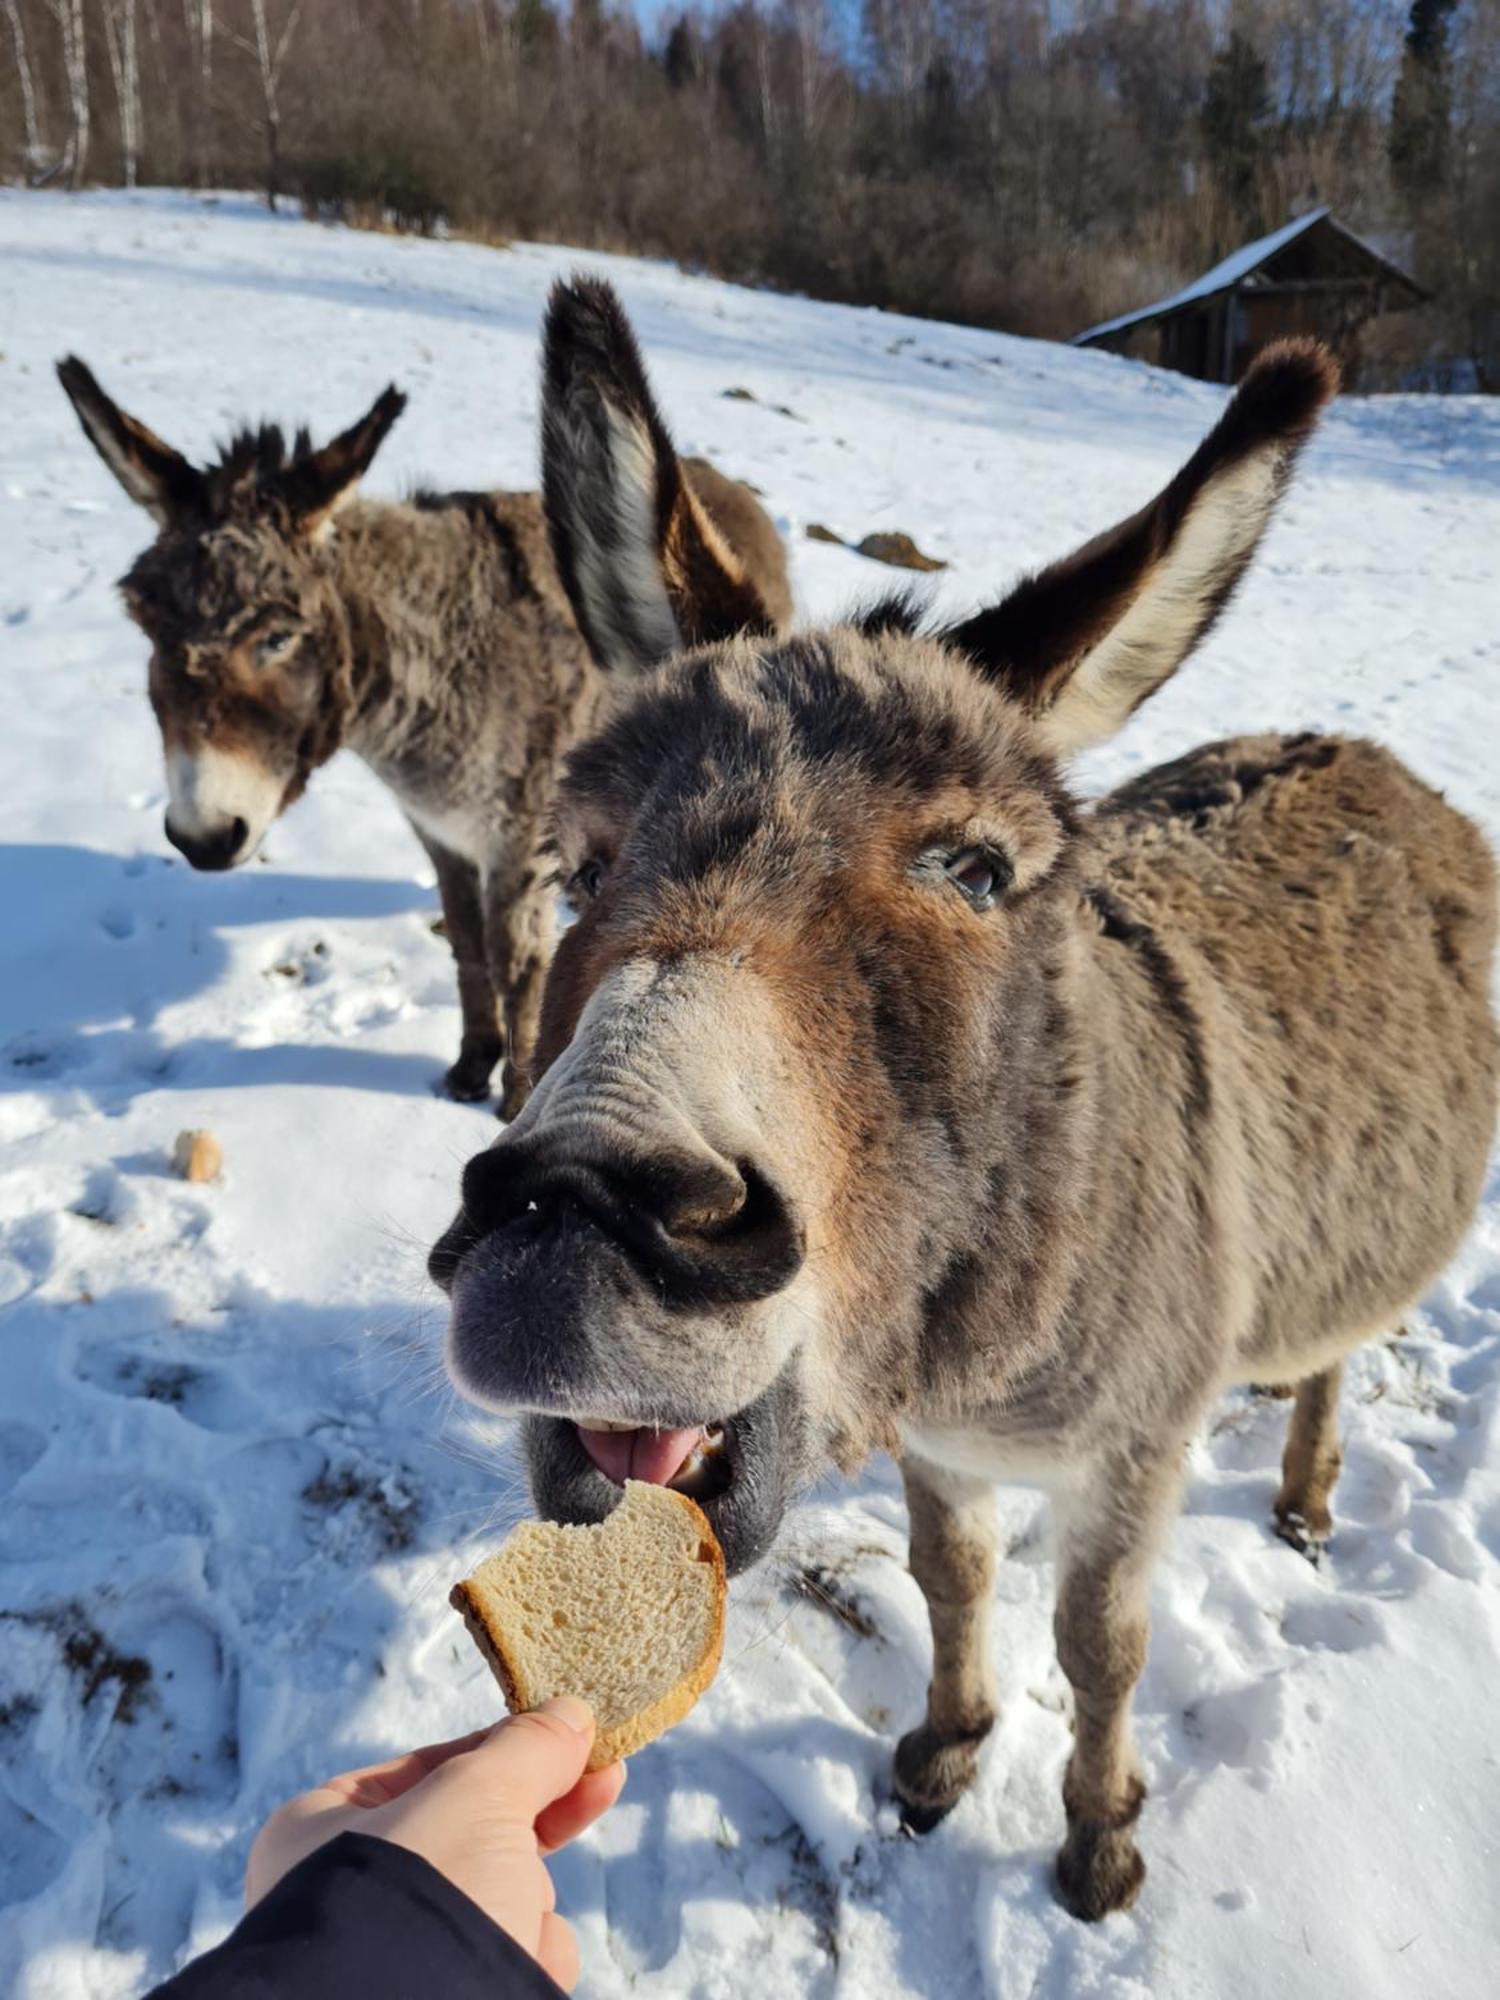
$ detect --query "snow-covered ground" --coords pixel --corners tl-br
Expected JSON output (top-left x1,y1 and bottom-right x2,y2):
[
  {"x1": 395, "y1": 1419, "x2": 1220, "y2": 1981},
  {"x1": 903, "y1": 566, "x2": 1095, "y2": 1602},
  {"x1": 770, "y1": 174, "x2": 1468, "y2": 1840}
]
[{"x1": 1, "y1": 189, "x2": 1497, "y2": 2000}]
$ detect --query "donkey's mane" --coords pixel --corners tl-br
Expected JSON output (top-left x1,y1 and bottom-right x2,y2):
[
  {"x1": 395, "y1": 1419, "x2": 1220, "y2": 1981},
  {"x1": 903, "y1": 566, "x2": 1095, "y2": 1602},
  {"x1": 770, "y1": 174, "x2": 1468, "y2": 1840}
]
[
  {"x1": 852, "y1": 590, "x2": 927, "y2": 639},
  {"x1": 200, "y1": 422, "x2": 319, "y2": 521}
]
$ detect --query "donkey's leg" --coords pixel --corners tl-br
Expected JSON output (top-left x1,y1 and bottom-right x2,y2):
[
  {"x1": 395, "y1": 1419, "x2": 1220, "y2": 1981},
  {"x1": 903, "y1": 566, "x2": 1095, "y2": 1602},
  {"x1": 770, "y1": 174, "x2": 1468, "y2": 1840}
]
[
  {"x1": 482, "y1": 857, "x2": 557, "y2": 1123},
  {"x1": 414, "y1": 828, "x2": 502, "y2": 1101},
  {"x1": 1273, "y1": 1361, "x2": 1344, "y2": 1556},
  {"x1": 894, "y1": 1456, "x2": 998, "y2": 1832},
  {"x1": 1052, "y1": 1454, "x2": 1181, "y2": 1921}
]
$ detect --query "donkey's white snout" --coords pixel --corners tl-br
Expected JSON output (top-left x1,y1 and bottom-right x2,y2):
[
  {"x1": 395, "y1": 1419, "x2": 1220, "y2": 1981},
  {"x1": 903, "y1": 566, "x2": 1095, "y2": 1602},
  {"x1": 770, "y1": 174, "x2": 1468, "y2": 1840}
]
[{"x1": 164, "y1": 747, "x2": 284, "y2": 866}]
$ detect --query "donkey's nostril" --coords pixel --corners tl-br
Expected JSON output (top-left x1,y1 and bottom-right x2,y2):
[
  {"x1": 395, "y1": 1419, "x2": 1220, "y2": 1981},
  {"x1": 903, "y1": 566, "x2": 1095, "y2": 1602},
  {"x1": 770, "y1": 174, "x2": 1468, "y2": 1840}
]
[
  {"x1": 661, "y1": 1161, "x2": 804, "y2": 1302},
  {"x1": 164, "y1": 812, "x2": 252, "y2": 872},
  {"x1": 659, "y1": 1159, "x2": 748, "y2": 1239},
  {"x1": 450, "y1": 1137, "x2": 803, "y2": 1307}
]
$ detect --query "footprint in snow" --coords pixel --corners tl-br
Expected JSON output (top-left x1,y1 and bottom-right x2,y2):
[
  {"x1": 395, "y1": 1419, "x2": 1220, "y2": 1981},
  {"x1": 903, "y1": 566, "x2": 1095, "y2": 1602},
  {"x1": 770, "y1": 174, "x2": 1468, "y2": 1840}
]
[
  {"x1": 0, "y1": 1421, "x2": 47, "y2": 1499},
  {"x1": 1279, "y1": 1595, "x2": 1386, "y2": 1655},
  {"x1": 71, "y1": 1343, "x2": 258, "y2": 1434},
  {"x1": 1407, "y1": 1502, "x2": 1487, "y2": 1583},
  {"x1": 1180, "y1": 1672, "x2": 1290, "y2": 1784},
  {"x1": 5, "y1": 1030, "x2": 82, "y2": 1079}
]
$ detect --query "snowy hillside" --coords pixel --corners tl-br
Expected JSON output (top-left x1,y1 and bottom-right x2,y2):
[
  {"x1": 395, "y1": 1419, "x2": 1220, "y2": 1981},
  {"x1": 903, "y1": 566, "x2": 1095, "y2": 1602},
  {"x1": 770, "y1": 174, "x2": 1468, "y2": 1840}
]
[{"x1": 1, "y1": 189, "x2": 1497, "y2": 2000}]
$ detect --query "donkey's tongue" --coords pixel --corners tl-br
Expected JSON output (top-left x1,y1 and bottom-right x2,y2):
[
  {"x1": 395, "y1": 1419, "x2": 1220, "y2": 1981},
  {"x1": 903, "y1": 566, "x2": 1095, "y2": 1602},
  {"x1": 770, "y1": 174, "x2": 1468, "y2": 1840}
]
[{"x1": 576, "y1": 1424, "x2": 706, "y2": 1488}]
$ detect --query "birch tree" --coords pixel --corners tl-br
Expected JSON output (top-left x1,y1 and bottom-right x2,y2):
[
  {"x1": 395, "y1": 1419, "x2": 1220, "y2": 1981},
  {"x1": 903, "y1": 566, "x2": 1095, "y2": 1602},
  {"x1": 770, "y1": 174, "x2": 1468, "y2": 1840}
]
[
  {"x1": 2, "y1": 0, "x2": 42, "y2": 174},
  {"x1": 225, "y1": 0, "x2": 301, "y2": 208},
  {"x1": 182, "y1": 0, "x2": 214, "y2": 184},
  {"x1": 101, "y1": 0, "x2": 144, "y2": 187},
  {"x1": 46, "y1": 0, "x2": 90, "y2": 186}
]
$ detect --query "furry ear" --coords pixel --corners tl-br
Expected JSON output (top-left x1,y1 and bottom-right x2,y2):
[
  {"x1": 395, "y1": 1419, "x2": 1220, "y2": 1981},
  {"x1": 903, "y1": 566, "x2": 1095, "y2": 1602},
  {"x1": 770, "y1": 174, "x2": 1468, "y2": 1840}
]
[
  {"x1": 944, "y1": 340, "x2": 1339, "y2": 757},
  {"x1": 56, "y1": 356, "x2": 205, "y2": 529},
  {"x1": 540, "y1": 276, "x2": 775, "y2": 673},
  {"x1": 283, "y1": 385, "x2": 407, "y2": 537}
]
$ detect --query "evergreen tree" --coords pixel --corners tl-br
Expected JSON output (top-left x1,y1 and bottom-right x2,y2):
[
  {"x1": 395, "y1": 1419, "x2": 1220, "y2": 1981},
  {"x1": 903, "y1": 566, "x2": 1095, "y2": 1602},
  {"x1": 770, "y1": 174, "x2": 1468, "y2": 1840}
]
[
  {"x1": 1390, "y1": 0, "x2": 1459, "y2": 206},
  {"x1": 1201, "y1": 32, "x2": 1273, "y2": 224},
  {"x1": 664, "y1": 16, "x2": 698, "y2": 92}
]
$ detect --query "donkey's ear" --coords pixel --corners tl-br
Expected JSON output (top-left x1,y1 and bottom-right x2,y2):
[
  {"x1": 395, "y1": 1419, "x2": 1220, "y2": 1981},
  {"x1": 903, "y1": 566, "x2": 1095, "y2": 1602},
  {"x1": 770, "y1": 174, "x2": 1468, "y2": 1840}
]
[
  {"x1": 284, "y1": 385, "x2": 407, "y2": 537},
  {"x1": 56, "y1": 356, "x2": 205, "y2": 529},
  {"x1": 540, "y1": 276, "x2": 775, "y2": 674},
  {"x1": 944, "y1": 340, "x2": 1338, "y2": 757}
]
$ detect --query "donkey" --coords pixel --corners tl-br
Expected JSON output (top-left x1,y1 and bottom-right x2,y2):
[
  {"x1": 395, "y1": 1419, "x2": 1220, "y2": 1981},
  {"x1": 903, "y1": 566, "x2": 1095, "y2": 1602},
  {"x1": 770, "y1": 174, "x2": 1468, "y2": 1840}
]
[
  {"x1": 56, "y1": 358, "x2": 791, "y2": 1117},
  {"x1": 429, "y1": 282, "x2": 1497, "y2": 1917}
]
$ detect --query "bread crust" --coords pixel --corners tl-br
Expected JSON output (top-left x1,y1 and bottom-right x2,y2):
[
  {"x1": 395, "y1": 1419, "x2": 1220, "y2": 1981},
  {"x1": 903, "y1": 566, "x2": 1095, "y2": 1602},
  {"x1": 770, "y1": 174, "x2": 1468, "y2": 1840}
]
[{"x1": 450, "y1": 1488, "x2": 727, "y2": 1771}]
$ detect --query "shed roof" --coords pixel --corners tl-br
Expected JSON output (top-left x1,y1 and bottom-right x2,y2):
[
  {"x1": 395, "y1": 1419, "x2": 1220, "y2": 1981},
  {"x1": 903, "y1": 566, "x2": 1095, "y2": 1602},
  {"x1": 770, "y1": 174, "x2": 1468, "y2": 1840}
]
[{"x1": 1073, "y1": 208, "x2": 1423, "y2": 347}]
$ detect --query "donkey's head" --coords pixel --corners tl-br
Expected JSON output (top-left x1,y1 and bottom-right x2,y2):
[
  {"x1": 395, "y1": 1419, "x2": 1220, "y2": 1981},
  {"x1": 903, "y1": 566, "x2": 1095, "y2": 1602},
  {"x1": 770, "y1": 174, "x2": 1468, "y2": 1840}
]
[
  {"x1": 57, "y1": 359, "x2": 405, "y2": 869},
  {"x1": 431, "y1": 281, "x2": 1335, "y2": 1572}
]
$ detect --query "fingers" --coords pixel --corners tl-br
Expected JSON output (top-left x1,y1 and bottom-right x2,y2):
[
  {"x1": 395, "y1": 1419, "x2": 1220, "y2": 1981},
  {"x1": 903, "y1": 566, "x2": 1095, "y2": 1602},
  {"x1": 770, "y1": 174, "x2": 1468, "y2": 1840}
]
[
  {"x1": 324, "y1": 1729, "x2": 492, "y2": 1808},
  {"x1": 535, "y1": 1911, "x2": 581, "y2": 1993},
  {"x1": 535, "y1": 1760, "x2": 626, "y2": 1856},
  {"x1": 465, "y1": 1697, "x2": 597, "y2": 1814}
]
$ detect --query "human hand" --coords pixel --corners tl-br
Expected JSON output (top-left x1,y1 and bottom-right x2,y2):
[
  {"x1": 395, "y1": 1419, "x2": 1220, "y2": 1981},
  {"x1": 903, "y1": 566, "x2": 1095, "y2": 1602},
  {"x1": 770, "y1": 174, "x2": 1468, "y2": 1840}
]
[{"x1": 246, "y1": 1698, "x2": 625, "y2": 1991}]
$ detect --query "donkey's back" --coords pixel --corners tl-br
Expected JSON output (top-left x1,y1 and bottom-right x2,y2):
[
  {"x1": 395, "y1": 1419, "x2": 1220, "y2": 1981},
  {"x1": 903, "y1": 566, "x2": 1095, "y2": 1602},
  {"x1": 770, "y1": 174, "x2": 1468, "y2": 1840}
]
[{"x1": 1096, "y1": 730, "x2": 1497, "y2": 1385}]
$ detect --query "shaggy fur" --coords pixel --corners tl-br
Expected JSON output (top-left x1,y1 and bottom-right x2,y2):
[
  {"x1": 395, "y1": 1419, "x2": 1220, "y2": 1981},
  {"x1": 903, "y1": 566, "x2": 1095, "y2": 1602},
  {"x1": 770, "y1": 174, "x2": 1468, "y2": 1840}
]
[
  {"x1": 56, "y1": 356, "x2": 792, "y2": 1114},
  {"x1": 431, "y1": 285, "x2": 1498, "y2": 1917}
]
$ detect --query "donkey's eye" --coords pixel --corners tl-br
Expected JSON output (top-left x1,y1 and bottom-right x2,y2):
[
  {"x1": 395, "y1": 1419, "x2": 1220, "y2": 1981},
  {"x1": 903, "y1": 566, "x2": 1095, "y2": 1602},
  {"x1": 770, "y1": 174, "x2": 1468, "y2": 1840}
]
[
  {"x1": 256, "y1": 630, "x2": 299, "y2": 666},
  {"x1": 945, "y1": 846, "x2": 1011, "y2": 911},
  {"x1": 567, "y1": 857, "x2": 608, "y2": 904}
]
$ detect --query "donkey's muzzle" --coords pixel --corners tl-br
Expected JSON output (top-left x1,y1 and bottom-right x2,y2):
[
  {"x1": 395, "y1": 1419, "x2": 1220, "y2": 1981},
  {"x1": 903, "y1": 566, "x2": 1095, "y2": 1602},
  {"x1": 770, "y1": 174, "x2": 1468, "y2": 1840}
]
[
  {"x1": 437, "y1": 1131, "x2": 805, "y2": 1311},
  {"x1": 164, "y1": 812, "x2": 250, "y2": 871}
]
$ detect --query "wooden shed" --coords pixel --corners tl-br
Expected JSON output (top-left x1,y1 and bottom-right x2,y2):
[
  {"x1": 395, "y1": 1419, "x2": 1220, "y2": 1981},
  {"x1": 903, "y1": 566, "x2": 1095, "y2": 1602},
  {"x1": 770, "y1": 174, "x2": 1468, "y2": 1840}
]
[{"x1": 1073, "y1": 208, "x2": 1425, "y2": 385}]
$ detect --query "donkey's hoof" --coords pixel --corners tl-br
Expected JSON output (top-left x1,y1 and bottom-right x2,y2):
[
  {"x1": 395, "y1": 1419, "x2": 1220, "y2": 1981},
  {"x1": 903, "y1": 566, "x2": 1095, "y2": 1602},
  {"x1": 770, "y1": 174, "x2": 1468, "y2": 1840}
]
[
  {"x1": 441, "y1": 1059, "x2": 496, "y2": 1104},
  {"x1": 893, "y1": 1721, "x2": 986, "y2": 1831},
  {"x1": 1273, "y1": 1506, "x2": 1330, "y2": 1565},
  {"x1": 1054, "y1": 1827, "x2": 1146, "y2": 1922},
  {"x1": 898, "y1": 1796, "x2": 957, "y2": 1836}
]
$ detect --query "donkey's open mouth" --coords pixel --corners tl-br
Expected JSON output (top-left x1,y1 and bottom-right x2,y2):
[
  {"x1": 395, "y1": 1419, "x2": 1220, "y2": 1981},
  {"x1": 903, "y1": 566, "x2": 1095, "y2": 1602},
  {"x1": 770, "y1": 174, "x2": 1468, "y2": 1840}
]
[
  {"x1": 515, "y1": 1376, "x2": 802, "y2": 1574},
  {"x1": 573, "y1": 1417, "x2": 732, "y2": 1495},
  {"x1": 434, "y1": 1168, "x2": 810, "y2": 1573}
]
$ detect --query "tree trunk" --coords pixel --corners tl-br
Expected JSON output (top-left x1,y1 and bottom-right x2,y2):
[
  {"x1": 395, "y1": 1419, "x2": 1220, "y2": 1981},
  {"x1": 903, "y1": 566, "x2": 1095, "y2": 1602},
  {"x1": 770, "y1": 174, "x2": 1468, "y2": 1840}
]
[
  {"x1": 49, "y1": 0, "x2": 91, "y2": 187},
  {"x1": 2, "y1": 0, "x2": 42, "y2": 173},
  {"x1": 182, "y1": 0, "x2": 214, "y2": 185},
  {"x1": 102, "y1": 0, "x2": 144, "y2": 188},
  {"x1": 239, "y1": 0, "x2": 299, "y2": 211}
]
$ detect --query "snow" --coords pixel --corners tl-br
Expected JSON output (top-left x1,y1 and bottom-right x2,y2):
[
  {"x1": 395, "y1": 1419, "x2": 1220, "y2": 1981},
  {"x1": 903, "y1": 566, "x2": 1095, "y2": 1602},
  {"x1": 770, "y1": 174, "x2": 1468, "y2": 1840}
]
[{"x1": 1, "y1": 188, "x2": 1498, "y2": 2000}]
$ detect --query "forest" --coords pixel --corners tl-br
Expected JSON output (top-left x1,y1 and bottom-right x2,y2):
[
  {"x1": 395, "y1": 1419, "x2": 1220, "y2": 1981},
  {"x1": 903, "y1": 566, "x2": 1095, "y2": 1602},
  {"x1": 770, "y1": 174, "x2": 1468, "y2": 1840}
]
[{"x1": 4, "y1": 1, "x2": 1497, "y2": 386}]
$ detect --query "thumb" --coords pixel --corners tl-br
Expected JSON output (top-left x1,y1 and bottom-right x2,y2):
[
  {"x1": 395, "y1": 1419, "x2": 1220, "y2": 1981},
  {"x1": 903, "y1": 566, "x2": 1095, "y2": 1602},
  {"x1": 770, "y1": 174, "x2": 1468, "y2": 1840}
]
[{"x1": 464, "y1": 1697, "x2": 597, "y2": 1815}]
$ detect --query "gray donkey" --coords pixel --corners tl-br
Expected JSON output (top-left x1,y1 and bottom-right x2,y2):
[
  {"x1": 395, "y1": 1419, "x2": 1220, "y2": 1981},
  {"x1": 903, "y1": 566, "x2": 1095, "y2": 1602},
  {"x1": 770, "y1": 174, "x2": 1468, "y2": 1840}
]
[
  {"x1": 56, "y1": 358, "x2": 791, "y2": 1117},
  {"x1": 430, "y1": 282, "x2": 1497, "y2": 1916}
]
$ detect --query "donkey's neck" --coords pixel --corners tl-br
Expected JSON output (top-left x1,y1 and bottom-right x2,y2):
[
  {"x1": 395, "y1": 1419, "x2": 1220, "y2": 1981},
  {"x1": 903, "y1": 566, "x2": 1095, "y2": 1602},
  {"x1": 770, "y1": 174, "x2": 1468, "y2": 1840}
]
[
  {"x1": 327, "y1": 498, "x2": 489, "y2": 753},
  {"x1": 315, "y1": 492, "x2": 589, "y2": 859},
  {"x1": 908, "y1": 882, "x2": 1231, "y2": 1453}
]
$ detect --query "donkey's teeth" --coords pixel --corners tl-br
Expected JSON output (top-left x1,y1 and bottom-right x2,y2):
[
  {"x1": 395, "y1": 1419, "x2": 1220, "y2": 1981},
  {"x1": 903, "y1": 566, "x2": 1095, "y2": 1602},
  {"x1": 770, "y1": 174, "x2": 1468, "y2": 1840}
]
[{"x1": 669, "y1": 1426, "x2": 733, "y2": 1500}]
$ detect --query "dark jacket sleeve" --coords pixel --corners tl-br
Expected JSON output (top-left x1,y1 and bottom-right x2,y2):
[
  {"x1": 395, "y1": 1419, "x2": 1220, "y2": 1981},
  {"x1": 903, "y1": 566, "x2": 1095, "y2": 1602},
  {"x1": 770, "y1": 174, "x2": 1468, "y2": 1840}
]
[{"x1": 147, "y1": 1831, "x2": 567, "y2": 2000}]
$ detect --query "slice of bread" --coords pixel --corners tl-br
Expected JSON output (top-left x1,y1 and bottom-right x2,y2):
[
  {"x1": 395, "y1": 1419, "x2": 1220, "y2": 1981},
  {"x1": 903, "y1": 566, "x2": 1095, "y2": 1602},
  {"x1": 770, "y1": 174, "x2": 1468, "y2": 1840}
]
[{"x1": 450, "y1": 1482, "x2": 726, "y2": 1771}]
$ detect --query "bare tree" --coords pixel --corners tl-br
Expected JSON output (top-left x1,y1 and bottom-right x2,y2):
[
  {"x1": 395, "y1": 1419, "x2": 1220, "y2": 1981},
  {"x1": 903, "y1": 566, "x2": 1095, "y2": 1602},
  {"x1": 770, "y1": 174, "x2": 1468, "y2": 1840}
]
[
  {"x1": 102, "y1": 0, "x2": 144, "y2": 186},
  {"x1": 2, "y1": 0, "x2": 43, "y2": 175},
  {"x1": 46, "y1": 0, "x2": 91, "y2": 186},
  {"x1": 182, "y1": 0, "x2": 215, "y2": 184},
  {"x1": 224, "y1": 0, "x2": 301, "y2": 207}
]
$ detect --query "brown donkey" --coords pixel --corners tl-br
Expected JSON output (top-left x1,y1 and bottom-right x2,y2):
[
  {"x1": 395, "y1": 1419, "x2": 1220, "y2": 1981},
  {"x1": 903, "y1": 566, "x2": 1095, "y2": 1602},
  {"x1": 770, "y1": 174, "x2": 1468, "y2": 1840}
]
[
  {"x1": 430, "y1": 282, "x2": 1497, "y2": 1916},
  {"x1": 56, "y1": 359, "x2": 791, "y2": 1117}
]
